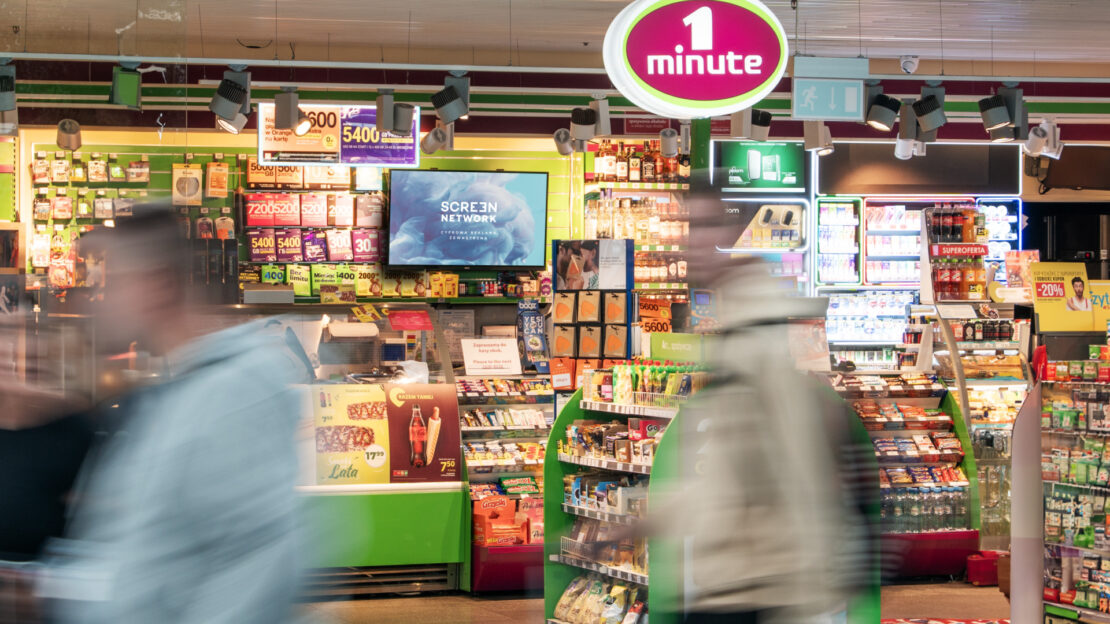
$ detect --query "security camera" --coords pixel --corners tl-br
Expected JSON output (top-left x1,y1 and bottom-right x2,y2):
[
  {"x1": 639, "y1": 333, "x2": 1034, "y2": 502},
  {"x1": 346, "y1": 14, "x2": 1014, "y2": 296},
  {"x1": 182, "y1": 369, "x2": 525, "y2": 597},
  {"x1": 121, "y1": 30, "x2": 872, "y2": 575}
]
[{"x1": 900, "y1": 56, "x2": 920, "y2": 74}]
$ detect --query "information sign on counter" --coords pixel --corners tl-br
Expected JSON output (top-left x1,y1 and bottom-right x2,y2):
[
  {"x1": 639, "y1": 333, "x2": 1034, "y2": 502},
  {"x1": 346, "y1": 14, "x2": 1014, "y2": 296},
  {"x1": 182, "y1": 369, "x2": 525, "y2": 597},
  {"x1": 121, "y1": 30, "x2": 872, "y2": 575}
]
[
  {"x1": 461, "y1": 338, "x2": 524, "y2": 376},
  {"x1": 258, "y1": 103, "x2": 420, "y2": 168},
  {"x1": 313, "y1": 383, "x2": 461, "y2": 485}
]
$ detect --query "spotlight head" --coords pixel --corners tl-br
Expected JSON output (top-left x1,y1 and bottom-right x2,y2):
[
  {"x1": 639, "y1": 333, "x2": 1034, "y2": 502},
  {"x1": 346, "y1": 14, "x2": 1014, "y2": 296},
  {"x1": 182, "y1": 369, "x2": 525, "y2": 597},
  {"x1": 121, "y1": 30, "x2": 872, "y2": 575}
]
[
  {"x1": 897, "y1": 100, "x2": 918, "y2": 141},
  {"x1": 420, "y1": 126, "x2": 449, "y2": 155},
  {"x1": 375, "y1": 89, "x2": 395, "y2": 134},
  {"x1": 1023, "y1": 124, "x2": 1048, "y2": 157},
  {"x1": 444, "y1": 73, "x2": 470, "y2": 121},
  {"x1": 866, "y1": 93, "x2": 901, "y2": 131},
  {"x1": 391, "y1": 103, "x2": 415, "y2": 136},
  {"x1": 573, "y1": 139, "x2": 590, "y2": 154},
  {"x1": 553, "y1": 128, "x2": 573, "y2": 156},
  {"x1": 730, "y1": 108, "x2": 772, "y2": 141},
  {"x1": 1038, "y1": 120, "x2": 1064, "y2": 159},
  {"x1": 989, "y1": 126, "x2": 1014, "y2": 142},
  {"x1": 275, "y1": 87, "x2": 311, "y2": 135},
  {"x1": 589, "y1": 98, "x2": 612, "y2": 137},
  {"x1": 900, "y1": 55, "x2": 920, "y2": 74},
  {"x1": 913, "y1": 94, "x2": 947, "y2": 133},
  {"x1": 978, "y1": 94, "x2": 1010, "y2": 131},
  {"x1": 750, "y1": 109, "x2": 772, "y2": 141},
  {"x1": 210, "y1": 70, "x2": 250, "y2": 123},
  {"x1": 659, "y1": 128, "x2": 679, "y2": 158},
  {"x1": 109, "y1": 65, "x2": 142, "y2": 110},
  {"x1": 804, "y1": 120, "x2": 833, "y2": 156},
  {"x1": 894, "y1": 137, "x2": 914, "y2": 160},
  {"x1": 569, "y1": 107, "x2": 598, "y2": 141},
  {"x1": 431, "y1": 85, "x2": 467, "y2": 124},
  {"x1": 216, "y1": 112, "x2": 248, "y2": 135},
  {"x1": 57, "y1": 118, "x2": 81, "y2": 151}
]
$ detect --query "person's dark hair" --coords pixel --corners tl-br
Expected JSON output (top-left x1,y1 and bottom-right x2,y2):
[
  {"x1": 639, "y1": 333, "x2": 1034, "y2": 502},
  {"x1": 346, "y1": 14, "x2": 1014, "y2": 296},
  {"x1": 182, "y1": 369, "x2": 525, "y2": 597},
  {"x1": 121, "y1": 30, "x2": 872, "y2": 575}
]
[
  {"x1": 80, "y1": 203, "x2": 193, "y2": 294},
  {"x1": 1074, "y1": 276, "x2": 1085, "y2": 286}
]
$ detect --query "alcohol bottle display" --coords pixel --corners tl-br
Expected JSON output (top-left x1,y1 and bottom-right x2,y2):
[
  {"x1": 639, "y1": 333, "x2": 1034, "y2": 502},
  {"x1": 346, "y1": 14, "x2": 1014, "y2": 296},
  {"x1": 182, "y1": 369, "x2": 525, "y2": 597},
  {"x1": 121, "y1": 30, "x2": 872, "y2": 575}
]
[{"x1": 591, "y1": 140, "x2": 690, "y2": 185}]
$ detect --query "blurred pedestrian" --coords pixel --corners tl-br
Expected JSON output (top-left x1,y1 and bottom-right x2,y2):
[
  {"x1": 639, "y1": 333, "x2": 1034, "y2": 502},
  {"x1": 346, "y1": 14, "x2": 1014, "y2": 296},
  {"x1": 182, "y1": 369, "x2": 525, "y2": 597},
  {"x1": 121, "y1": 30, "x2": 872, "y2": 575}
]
[{"x1": 36, "y1": 207, "x2": 309, "y2": 624}]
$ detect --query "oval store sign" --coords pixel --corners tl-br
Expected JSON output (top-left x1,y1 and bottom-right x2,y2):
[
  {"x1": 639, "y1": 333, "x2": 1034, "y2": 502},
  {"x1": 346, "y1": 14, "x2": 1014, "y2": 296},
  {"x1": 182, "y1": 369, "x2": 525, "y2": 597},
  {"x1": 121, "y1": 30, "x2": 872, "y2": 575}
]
[{"x1": 604, "y1": 0, "x2": 788, "y2": 119}]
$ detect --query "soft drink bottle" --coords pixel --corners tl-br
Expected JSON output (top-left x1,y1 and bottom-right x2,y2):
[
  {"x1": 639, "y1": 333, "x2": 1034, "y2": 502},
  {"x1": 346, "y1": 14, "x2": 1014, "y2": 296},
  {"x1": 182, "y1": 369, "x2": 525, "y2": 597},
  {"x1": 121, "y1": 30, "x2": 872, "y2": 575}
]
[{"x1": 409, "y1": 404, "x2": 427, "y2": 468}]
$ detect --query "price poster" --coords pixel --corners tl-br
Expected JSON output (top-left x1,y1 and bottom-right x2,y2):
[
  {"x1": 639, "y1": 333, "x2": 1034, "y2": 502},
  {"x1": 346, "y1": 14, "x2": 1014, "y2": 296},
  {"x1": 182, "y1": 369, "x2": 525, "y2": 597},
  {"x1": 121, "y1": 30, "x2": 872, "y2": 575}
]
[
  {"x1": 312, "y1": 384, "x2": 461, "y2": 485},
  {"x1": 1030, "y1": 262, "x2": 1095, "y2": 331},
  {"x1": 258, "y1": 103, "x2": 419, "y2": 167},
  {"x1": 383, "y1": 384, "x2": 461, "y2": 483},
  {"x1": 258, "y1": 103, "x2": 342, "y2": 164},
  {"x1": 639, "y1": 299, "x2": 672, "y2": 334},
  {"x1": 313, "y1": 384, "x2": 392, "y2": 485}
]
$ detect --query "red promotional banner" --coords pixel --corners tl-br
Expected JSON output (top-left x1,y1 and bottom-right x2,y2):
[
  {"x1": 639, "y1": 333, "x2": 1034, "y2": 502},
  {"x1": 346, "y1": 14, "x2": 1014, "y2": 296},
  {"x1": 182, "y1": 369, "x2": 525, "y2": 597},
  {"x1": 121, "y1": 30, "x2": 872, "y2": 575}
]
[
  {"x1": 384, "y1": 384, "x2": 461, "y2": 483},
  {"x1": 930, "y1": 243, "x2": 988, "y2": 257},
  {"x1": 387, "y1": 309, "x2": 435, "y2": 331}
]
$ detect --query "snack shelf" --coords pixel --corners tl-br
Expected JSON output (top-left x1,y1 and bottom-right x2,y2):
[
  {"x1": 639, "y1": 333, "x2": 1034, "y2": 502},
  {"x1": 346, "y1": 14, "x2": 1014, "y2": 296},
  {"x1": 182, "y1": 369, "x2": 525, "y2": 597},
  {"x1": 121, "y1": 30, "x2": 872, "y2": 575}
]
[
  {"x1": 557, "y1": 452, "x2": 651, "y2": 475},
  {"x1": 877, "y1": 458, "x2": 964, "y2": 467},
  {"x1": 1045, "y1": 601, "x2": 1110, "y2": 622},
  {"x1": 868, "y1": 428, "x2": 953, "y2": 438},
  {"x1": 882, "y1": 479, "x2": 971, "y2": 489},
  {"x1": 960, "y1": 377, "x2": 1028, "y2": 387},
  {"x1": 461, "y1": 425, "x2": 551, "y2": 434},
  {"x1": 1046, "y1": 543, "x2": 1110, "y2": 559},
  {"x1": 468, "y1": 459, "x2": 543, "y2": 470},
  {"x1": 1042, "y1": 429, "x2": 1110, "y2": 437},
  {"x1": 561, "y1": 503, "x2": 638, "y2": 526},
  {"x1": 592, "y1": 182, "x2": 689, "y2": 191},
  {"x1": 548, "y1": 554, "x2": 649, "y2": 586},
  {"x1": 580, "y1": 399, "x2": 678, "y2": 419}
]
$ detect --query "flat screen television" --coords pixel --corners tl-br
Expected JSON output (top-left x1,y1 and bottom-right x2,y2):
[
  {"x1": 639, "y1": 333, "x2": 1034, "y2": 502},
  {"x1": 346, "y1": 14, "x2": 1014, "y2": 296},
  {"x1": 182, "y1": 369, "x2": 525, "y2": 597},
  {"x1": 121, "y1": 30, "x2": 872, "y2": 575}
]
[{"x1": 387, "y1": 170, "x2": 549, "y2": 269}]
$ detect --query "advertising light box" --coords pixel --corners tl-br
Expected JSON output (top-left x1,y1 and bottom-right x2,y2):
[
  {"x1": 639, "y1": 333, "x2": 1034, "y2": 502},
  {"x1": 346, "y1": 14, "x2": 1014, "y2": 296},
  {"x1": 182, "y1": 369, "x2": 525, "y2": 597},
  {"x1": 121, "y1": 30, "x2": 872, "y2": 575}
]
[
  {"x1": 258, "y1": 103, "x2": 420, "y2": 168},
  {"x1": 711, "y1": 140, "x2": 807, "y2": 193}
]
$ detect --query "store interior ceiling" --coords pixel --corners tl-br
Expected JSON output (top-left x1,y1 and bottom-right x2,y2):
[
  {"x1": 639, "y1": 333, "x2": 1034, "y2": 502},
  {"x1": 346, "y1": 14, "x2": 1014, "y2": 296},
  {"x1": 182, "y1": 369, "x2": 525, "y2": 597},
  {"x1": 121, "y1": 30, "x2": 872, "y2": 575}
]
[{"x1": 4, "y1": 0, "x2": 1110, "y2": 69}]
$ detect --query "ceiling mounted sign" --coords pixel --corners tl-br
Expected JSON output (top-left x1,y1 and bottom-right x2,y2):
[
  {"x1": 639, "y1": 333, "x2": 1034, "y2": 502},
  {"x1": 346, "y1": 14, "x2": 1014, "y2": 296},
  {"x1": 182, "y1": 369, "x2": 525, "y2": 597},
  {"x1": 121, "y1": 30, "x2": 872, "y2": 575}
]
[{"x1": 604, "y1": 0, "x2": 788, "y2": 120}]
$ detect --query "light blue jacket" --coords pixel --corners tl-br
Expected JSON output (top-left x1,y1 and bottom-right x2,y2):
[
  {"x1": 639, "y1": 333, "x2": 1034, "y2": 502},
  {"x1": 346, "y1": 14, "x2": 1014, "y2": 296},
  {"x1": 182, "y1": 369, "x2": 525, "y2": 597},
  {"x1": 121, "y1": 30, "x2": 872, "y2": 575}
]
[{"x1": 43, "y1": 320, "x2": 308, "y2": 624}]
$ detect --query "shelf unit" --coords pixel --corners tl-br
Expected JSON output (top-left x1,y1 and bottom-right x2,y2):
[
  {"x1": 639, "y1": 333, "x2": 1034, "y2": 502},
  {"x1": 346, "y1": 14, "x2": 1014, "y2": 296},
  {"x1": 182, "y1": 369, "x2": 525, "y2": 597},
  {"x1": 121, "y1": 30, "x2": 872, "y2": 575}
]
[
  {"x1": 458, "y1": 378, "x2": 554, "y2": 593},
  {"x1": 544, "y1": 388, "x2": 680, "y2": 624}
]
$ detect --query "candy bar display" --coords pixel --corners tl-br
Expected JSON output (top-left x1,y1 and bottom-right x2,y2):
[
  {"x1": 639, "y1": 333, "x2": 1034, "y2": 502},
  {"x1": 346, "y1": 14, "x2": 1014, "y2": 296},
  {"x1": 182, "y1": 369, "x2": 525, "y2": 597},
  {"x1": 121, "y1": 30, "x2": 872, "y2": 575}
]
[
  {"x1": 456, "y1": 378, "x2": 555, "y2": 404},
  {"x1": 552, "y1": 576, "x2": 647, "y2": 624},
  {"x1": 826, "y1": 372, "x2": 947, "y2": 399},
  {"x1": 558, "y1": 419, "x2": 663, "y2": 467},
  {"x1": 853, "y1": 401, "x2": 954, "y2": 431},
  {"x1": 460, "y1": 407, "x2": 549, "y2": 430},
  {"x1": 464, "y1": 440, "x2": 546, "y2": 471},
  {"x1": 581, "y1": 360, "x2": 708, "y2": 409},
  {"x1": 563, "y1": 472, "x2": 648, "y2": 518}
]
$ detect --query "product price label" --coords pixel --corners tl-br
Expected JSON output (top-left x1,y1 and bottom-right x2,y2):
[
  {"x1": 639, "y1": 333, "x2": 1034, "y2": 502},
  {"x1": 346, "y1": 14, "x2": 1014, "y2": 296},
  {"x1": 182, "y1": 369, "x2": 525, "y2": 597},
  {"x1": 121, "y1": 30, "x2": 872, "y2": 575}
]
[{"x1": 641, "y1": 318, "x2": 672, "y2": 333}]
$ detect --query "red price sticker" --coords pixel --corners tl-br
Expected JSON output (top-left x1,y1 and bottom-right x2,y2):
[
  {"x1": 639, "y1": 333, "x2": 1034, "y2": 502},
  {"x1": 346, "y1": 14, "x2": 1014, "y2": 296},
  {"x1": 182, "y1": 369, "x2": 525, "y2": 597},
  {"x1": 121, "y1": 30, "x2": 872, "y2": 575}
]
[{"x1": 1036, "y1": 281, "x2": 1066, "y2": 298}]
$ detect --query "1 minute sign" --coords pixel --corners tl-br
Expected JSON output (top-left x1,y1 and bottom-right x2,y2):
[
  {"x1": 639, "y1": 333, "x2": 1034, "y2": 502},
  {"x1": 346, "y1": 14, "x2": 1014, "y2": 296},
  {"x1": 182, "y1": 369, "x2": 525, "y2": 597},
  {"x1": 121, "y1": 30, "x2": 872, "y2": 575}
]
[{"x1": 603, "y1": 0, "x2": 788, "y2": 119}]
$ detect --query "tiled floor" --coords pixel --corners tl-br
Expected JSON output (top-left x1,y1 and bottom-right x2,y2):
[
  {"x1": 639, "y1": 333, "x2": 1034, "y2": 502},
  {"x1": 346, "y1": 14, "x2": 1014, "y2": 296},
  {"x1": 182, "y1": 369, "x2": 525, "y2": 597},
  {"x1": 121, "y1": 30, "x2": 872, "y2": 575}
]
[{"x1": 302, "y1": 582, "x2": 1010, "y2": 623}]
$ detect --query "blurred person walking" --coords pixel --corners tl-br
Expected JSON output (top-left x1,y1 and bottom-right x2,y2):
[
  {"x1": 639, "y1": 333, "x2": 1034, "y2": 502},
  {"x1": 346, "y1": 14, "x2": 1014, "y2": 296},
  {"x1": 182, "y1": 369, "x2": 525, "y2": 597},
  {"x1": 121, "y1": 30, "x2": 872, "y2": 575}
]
[
  {"x1": 33, "y1": 207, "x2": 309, "y2": 624},
  {"x1": 654, "y1": 197, "x2": 872, "y2": 623}
]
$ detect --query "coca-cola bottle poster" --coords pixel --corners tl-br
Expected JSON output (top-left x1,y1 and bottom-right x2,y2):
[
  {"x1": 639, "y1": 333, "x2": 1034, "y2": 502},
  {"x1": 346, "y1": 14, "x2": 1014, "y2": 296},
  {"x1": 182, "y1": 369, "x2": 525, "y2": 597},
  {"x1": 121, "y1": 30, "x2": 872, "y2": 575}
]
[
  {"x1": 312, "y1": 384, "x2": 392, "y2": 485},
  {"x1": 384, "y1": 383, "x2": 461, "y2": 483}
]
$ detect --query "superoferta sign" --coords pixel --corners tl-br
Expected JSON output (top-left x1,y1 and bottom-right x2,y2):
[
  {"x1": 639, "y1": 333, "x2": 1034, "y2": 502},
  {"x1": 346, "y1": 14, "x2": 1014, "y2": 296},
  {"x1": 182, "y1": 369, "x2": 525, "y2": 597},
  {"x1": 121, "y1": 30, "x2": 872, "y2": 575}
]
[{"x1": 603, "y1": 0, "x2": 788, "y2": 119}]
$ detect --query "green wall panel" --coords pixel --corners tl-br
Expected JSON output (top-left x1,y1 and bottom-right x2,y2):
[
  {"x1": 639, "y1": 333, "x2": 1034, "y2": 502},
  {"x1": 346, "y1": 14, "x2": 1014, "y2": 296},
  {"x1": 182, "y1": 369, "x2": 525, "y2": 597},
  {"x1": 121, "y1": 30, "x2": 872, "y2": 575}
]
[{"x1": 301, "y1": 491, "x2": 468, "y2": 568}]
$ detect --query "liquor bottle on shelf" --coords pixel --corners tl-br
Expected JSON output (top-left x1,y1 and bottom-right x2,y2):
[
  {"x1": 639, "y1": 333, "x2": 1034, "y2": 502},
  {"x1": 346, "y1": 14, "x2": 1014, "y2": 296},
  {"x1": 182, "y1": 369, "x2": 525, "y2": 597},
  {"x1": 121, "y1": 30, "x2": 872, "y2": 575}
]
[
  {"x1": 596, "y1": 140, "x2": 616, "y2": 183},
  {"x1": 615, "y1": 142, "x2": 630, "y2": 183},
  {"x1": 629, "y1": 145, "x2": 643, "y2": 183},
  {"x1": 642, "y1": 142, "x2": 657, "y2": 183},
  {"x1": 583, "y1": 200, "x2": 598, "y2": 239},
  {"x1": 677, "y1": 151, "x2": 691, "y2": 183}
]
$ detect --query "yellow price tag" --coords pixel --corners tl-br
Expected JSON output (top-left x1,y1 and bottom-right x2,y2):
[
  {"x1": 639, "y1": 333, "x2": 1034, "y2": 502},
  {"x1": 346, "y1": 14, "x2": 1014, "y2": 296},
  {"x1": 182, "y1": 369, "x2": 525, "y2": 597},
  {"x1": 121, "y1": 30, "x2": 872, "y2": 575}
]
[{"x1": 351, "y1": 304, "x2": 383, "y2": 323}]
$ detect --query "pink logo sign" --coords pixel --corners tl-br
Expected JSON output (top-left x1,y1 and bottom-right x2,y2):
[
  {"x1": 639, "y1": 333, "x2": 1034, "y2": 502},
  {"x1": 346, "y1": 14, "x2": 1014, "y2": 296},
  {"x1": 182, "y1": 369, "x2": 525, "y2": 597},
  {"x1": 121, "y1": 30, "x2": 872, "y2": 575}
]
[{"x1": 604, "y1": 0, "x2": 788, "y2": 119}]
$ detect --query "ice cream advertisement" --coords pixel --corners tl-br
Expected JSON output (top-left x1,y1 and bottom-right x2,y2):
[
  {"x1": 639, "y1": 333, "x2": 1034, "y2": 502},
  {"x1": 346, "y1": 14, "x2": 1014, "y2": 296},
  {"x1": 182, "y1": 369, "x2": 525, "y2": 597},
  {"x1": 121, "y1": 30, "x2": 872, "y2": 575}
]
[
  {"x1": 312, "y1": 383, "x2": 460, "y2": 485},
  {"x1": 388, "y1": 170, "x2": 548, "y2": 268}
]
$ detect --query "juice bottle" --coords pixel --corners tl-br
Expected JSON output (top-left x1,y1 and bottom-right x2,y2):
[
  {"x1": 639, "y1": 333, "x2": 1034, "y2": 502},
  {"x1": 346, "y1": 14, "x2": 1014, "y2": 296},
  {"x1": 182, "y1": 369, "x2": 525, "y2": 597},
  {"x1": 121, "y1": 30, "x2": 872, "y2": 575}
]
[
  {"x1": 962, "y1": 208, "x2": 977, "y2": 243},
  {"x1": 964, "y1": 261, "x2": 978, "y2": 299}
]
